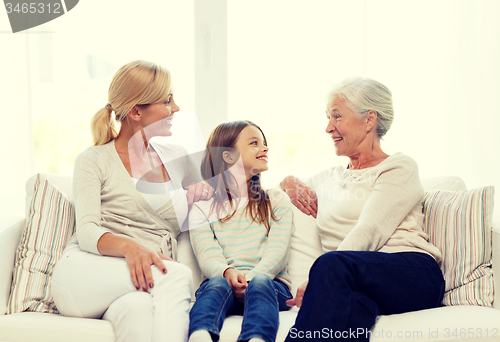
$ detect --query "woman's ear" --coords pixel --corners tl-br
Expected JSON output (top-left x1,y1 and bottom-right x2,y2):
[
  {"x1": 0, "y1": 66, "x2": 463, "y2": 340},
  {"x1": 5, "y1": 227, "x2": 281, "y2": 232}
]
[
  {"x1": 366, "y1": 110, "x2": 378, "y2": 132},
  {"x1": 128, "y1": 106, "x2": 142, "y2": 122}
]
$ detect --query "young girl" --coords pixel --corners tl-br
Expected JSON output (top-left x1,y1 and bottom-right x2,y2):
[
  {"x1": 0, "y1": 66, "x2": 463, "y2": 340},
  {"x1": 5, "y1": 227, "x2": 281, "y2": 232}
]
[{"x1": 188, "y1": 121, "x2": 293, "y2": 342}]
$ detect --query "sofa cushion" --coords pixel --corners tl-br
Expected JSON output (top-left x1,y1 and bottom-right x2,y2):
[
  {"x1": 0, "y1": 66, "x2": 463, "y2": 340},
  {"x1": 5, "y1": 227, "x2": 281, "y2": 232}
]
[
  {"x1": 287, "y1": 205, "x2": 322, "y2": 295},
  {"x1": 7, "y1": 174, "x2": 75, "y2": 314},
  {"x1": 0, "y1": 312, "x2": 114, "y2": 342},
  {"x1": 423, "y1": 186, "x2": 495, "y2": 306},
  {"x1": 372, "y1": 305, "x2": 500, "y2": 341}
]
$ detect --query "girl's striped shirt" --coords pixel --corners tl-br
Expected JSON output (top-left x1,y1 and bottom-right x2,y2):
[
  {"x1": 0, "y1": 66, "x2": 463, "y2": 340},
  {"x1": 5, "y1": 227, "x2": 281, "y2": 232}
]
[{"x1": 188, "y1": 188, "x2": 293, "y2": 289}]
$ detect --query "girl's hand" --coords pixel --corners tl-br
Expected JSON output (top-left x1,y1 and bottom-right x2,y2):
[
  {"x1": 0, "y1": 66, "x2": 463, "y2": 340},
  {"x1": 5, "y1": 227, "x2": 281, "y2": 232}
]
[
  {"x1": 186, "y1": 182, "x2": 214, "y2": 206},
  {"x1": 224, "y1": 268, "x2": 248, "y2": 302},
  {"x1": 286, "y1": 280, "x2": 308, "y2": 308},
  {"x1": 280, "y1": 176, "x2": 318, "y2": 218}
]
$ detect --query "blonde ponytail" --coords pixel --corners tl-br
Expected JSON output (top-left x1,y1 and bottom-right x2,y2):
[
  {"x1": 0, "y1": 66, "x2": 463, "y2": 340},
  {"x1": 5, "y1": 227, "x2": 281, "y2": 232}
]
[
  {"x1": 91, "y1": 105, "x2": 118, "y2": 146},
  {"x1": 89, "y1": 60, "x2": 172, "y2": 146}
]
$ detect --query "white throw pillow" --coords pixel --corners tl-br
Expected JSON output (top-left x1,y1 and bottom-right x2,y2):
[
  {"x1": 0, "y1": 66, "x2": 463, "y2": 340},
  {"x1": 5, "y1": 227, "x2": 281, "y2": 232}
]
[
  {"x1": 423, "y1": 186, "x2": 495, "y2": 306},
  {"x1": 8, "y1": 173, "x2": 75, "y2": 314}
]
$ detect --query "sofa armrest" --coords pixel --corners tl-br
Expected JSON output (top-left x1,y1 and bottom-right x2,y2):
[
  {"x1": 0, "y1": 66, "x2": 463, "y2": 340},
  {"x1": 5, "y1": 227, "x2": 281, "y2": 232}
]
[
  {"x1": 492, "y1": 221, "x2": 499, "y2": 309},
  {"x1": 0, "y1": 217, "x2": 25, "y2": 315}
]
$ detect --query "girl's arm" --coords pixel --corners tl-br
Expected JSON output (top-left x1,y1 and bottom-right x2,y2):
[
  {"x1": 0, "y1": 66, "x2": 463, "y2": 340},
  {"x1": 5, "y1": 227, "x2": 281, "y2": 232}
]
[
  {"x1": 246, "y1": 189, "x2": 293, "y2": 281},
  {"x1": 189, "y1": 203, "x2": 232, "y2": 278}
]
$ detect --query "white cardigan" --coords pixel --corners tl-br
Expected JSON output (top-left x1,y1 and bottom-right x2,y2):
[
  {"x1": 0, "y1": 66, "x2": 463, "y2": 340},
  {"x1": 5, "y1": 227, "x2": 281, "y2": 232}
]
[{"x1": 70, "y1": 140, "x2": 201, "y2": 258}]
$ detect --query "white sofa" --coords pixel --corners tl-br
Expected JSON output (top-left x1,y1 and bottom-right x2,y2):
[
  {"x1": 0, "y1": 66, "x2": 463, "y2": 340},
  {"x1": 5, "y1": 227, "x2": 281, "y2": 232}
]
[{"x1": 1, "y1": 174, "x2": 499, "y2": 342}]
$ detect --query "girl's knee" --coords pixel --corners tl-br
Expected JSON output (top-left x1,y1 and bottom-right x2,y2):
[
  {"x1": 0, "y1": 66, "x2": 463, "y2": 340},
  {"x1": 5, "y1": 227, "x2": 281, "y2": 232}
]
[
  {"x1": 205, "y1": 277, "x2": 231, "y2": 292},
  {"x1": 247, "y1": 275, "x2": 273, "y2": 290}
]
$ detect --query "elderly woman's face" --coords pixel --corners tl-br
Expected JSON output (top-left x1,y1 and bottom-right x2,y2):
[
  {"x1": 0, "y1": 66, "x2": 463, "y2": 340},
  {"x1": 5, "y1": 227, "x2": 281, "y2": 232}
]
[{"x1": 325, "y1": 97, "x2": 370, "y2": 157}]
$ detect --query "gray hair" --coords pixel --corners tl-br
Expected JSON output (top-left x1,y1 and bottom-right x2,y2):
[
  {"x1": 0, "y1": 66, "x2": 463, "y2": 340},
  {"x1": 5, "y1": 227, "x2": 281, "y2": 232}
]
[{"x1": 326, "y1": 77, "x2": 394, "y2": 137}]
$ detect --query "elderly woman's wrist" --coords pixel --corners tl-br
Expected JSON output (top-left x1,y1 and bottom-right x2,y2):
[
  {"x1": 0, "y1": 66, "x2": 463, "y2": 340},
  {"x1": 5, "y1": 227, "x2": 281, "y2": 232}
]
[{"x1": 280, "y1": 175, "x2": 296, "y2": 192}]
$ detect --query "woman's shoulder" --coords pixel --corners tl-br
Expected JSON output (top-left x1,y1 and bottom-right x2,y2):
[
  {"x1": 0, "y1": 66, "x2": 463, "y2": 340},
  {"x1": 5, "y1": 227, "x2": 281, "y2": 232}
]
[
  {"x1": 382, "y1": 152, "x2": 419, "y2": 170},
  {"x1": 266, "y1": 187, "x2": 292, "y2": 209},
  {"x1": 191, "y1": 198, "x2": 214, "y2": 213},
  {"x1": 75, "y1": 141, "x2": 114, "y2": 163},
  {"x1": 190, "y1": 198, "x2": 219, "y2": 222}
]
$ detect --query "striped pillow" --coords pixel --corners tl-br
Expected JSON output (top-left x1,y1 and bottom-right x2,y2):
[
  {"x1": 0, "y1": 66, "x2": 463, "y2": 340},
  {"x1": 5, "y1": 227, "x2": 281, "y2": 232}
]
[
  {"x1": 7, "y1": 173, "x2": 75, "y2": 314},
  {"x1": 423, "y1": 186, "x2": 495, "y2": 306}
]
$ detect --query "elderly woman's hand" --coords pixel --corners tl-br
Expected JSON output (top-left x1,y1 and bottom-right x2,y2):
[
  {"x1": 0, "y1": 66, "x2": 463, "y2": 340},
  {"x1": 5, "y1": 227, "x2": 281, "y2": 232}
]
[
  {"x1": 280, "y1": 176, "x2": 318, "y2": 218},
  {"x1": 286, "y1": 280, "x2": 308, "y2": 308},
  {"x1": 186, "y1": 182, "x2": 214, "y2": 206}
]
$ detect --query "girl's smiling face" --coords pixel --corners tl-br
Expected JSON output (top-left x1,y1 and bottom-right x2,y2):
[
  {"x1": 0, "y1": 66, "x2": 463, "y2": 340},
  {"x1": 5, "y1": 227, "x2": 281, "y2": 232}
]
[{"x1": 233, "y1": 125, "x2": 269, "y2": 180}]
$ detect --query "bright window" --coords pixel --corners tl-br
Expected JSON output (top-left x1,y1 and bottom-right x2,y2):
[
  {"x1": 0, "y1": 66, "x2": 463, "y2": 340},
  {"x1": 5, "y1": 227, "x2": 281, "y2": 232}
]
[
  {"x1": 227, "y1": 0, "x2": 500, "y2": 191},
  {"x1": 26, "y1": 0, "x2": 195, "y2": 176}
]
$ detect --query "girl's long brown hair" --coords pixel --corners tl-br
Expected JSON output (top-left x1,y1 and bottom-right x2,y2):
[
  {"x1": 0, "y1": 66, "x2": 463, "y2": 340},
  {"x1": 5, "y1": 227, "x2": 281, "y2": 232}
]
[{"x1": 201, "y1": 121, "x2": 278, "y2": 230}]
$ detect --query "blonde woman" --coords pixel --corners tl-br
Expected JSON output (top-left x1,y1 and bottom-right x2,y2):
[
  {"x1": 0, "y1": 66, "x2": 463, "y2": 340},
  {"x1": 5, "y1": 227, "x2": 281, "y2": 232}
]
[{"x1": 52, "y1": 60, "x2": 212, "y2": 342}]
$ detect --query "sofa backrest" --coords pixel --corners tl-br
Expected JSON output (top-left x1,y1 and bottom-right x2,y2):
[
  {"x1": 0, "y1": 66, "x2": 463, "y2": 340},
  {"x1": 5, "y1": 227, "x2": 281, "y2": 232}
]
[
  {"x1": 0, "y1": 219, "x2": 24, "y2": 315},
  {"x1": 6, "y1": 173, "x2": 490, "y2": 315},
  {"x1": 179, "y1": 176, "x2": 470, "y2": 296}
]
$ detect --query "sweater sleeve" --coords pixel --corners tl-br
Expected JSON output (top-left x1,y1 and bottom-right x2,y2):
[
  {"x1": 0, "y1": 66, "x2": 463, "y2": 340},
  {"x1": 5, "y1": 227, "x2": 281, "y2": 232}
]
[
  {"x1": 246, "y1": 190, "x2": 293, "y2": 281},
  {"x1": 337, "y1": 156, "x2": 424, "y2": 252},
  {"x1": 188, "y1": 203, "x2": 231, "y2": 278},
  {"x1": 73, "y1": 150, "x2": 110, "y2": 255}
]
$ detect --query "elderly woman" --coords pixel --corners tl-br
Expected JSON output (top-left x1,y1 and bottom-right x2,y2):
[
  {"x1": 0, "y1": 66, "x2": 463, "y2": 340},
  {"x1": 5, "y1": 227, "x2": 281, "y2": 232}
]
[{"x1": 281, "y1": 78, "x2": 444, "y2": 341}]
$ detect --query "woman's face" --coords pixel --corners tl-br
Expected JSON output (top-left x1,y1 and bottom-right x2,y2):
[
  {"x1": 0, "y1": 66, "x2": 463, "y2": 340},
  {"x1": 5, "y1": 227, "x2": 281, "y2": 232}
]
[
  {"x1": 138, "y1": 94, "x2": 180, "y2": 137},
  {"x1": 325, "y1": 97, "x2": 370, "y2": 157}
]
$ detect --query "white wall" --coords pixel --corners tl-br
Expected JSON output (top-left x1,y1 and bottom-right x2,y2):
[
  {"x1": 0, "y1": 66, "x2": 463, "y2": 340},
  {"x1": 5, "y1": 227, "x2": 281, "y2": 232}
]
[
  {"x1": 0, "y1": 15, "x2": 35, "y2": 219},
  {"x1": 371, "y1": 1, "x2": 500, "y2": 214},
  {"x1": 226, "y1": 0, "x2": 500, "y2": 216},
  {"x1": 1, "y1": 1, "x2": 499, "y2": 221}
]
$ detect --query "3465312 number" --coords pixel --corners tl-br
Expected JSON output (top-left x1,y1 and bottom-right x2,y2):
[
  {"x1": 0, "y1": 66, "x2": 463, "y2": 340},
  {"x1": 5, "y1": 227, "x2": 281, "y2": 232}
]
[{"x1": 5, "y1": 2, "x2": 62, "y2": 14}]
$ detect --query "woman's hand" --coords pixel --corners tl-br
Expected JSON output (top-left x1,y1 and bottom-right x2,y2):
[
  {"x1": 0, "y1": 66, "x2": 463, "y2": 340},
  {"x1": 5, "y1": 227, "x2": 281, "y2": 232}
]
[
  {"x1": 224, "y1": 268, "x2": 248, "y2": 302},
  {"x1": 97, "y1": 233, "x2": 172, "y2": 292},
  {"x1": 186, "y1": 182, "x2": 214, "y2": 206},
  {"x1": 280, "y1": 176, "x2": 318, "y2": 218},
  {"x1": 123, "y1": 243, "x2": 172, "y2": 292},
  {"x1": 286, "y1": 280, "x2": 308, "y2": 308}
]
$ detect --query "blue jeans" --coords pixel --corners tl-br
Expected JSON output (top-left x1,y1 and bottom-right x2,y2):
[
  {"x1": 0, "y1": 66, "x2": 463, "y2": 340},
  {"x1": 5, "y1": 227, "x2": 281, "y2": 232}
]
[
  {"x1": 189, "y1": 275, "x2": 293, "y2": 342},
  {"x1": 285, "y1": 251, "x2": 445, "y2": 342}
]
